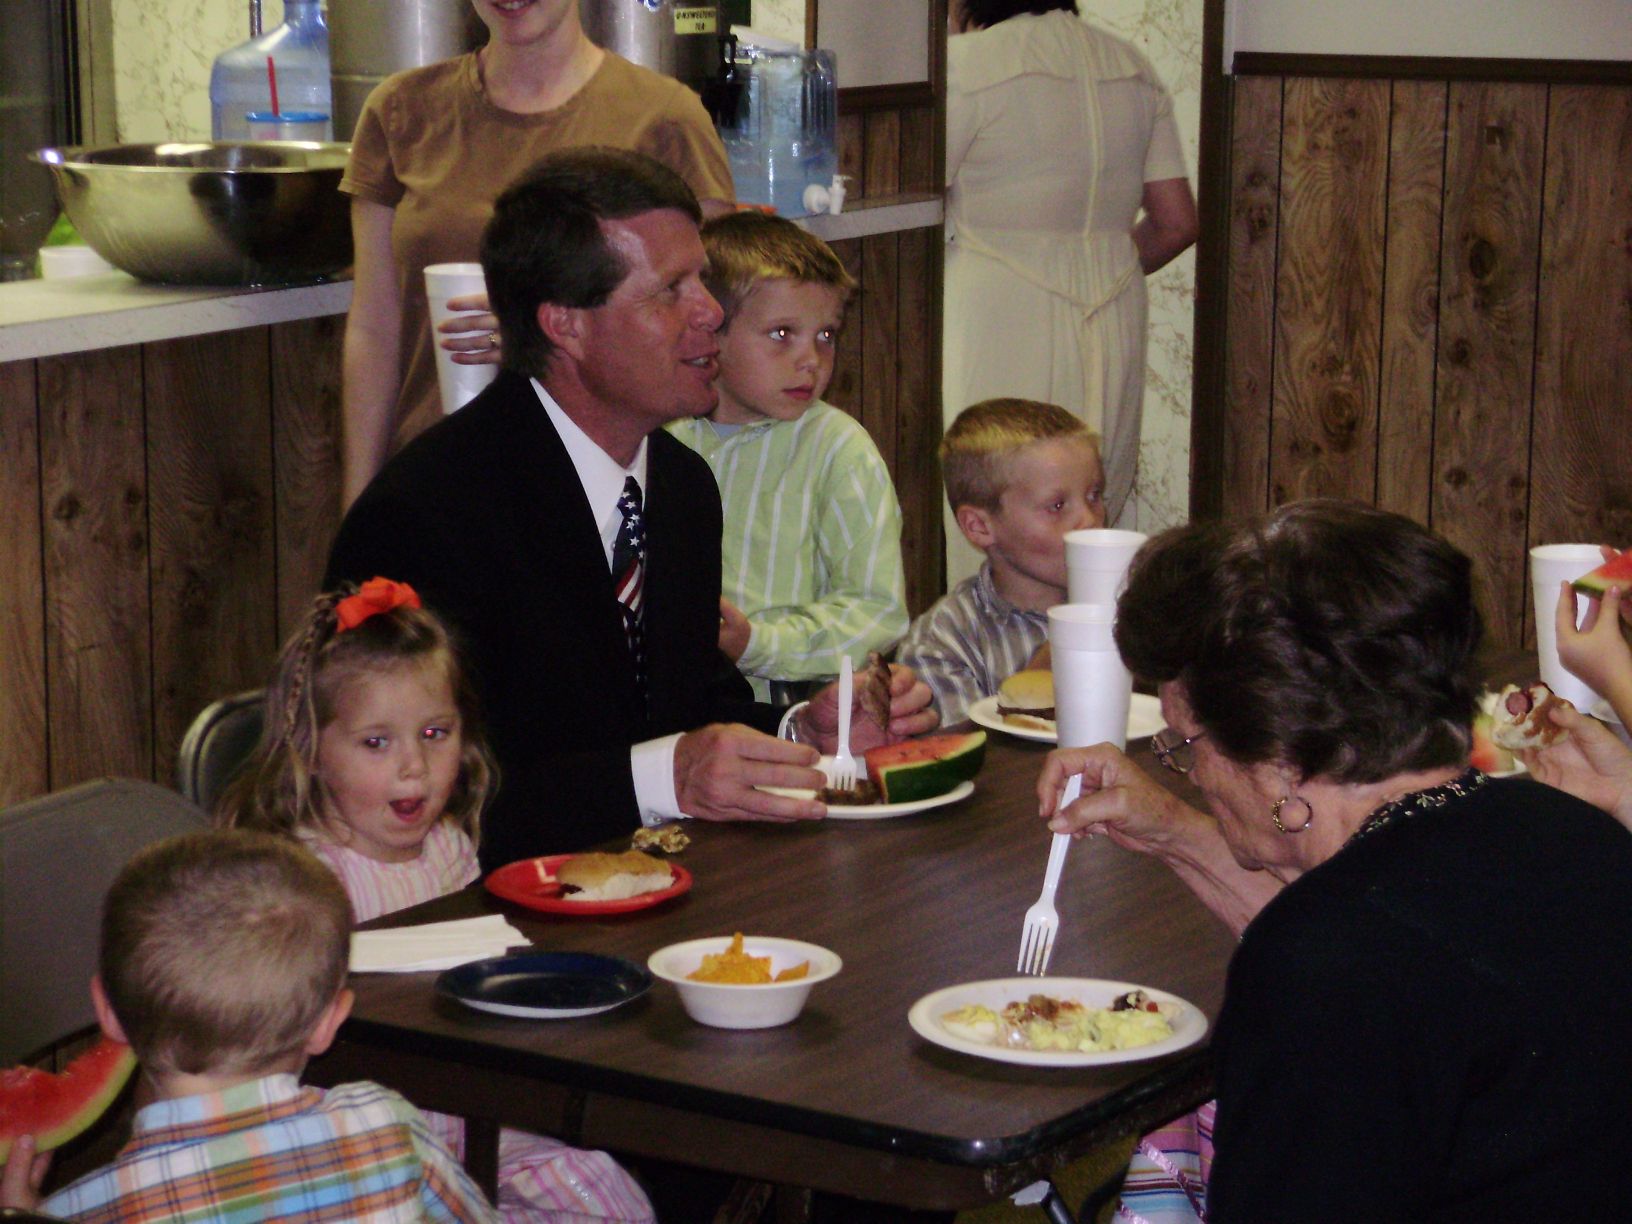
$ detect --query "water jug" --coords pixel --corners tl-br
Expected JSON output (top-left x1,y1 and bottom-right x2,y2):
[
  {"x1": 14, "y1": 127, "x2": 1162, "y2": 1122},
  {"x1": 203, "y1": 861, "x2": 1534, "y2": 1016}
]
[
  {"x1": 717, "y1": 36, "x2": 836, "y2": 218},
  {"x1": 210, "y1": 0, "x2": 333, "y2": 141}
]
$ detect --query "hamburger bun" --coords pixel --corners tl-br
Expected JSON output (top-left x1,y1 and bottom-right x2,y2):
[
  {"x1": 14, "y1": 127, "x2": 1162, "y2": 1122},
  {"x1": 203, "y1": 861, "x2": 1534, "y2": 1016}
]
[
  {"x1": 996, "y1": 669, "x2": 1056, "y2": 732},
  {"x1": 556, "y1": 850, "x2": 673, "y2": 902}
]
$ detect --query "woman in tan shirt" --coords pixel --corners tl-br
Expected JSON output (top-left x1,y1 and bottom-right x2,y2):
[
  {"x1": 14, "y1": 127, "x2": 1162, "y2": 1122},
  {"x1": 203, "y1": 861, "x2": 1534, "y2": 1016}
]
[{"x1": 339, "y1": 0, "x2": 734, "y2": 505}]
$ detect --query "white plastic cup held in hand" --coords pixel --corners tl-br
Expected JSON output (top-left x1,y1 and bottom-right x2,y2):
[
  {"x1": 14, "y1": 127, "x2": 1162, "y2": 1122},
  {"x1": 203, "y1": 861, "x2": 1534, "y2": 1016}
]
[
  {"x1": 1529, "y1": 543, "x2": 1606, "y2": 712},
  {"x1": 424, "y1": 263, "x2": 498, "y2": 415},
  {"x1": 1065, "y1": 529, "x2": 1148, "y2": 606},
  {"x1": 1048, "y1": 603, "x2": 1133, "y2": 751}
]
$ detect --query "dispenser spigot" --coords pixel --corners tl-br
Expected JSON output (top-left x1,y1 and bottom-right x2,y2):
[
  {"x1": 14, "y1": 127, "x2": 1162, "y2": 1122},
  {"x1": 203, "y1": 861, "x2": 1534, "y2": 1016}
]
[{"x1": 802, "y1": 174, "x2": 850, "y2": 217}]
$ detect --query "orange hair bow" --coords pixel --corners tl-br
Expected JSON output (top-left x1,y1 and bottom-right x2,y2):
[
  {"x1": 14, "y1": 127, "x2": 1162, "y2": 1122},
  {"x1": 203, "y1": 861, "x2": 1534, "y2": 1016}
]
[{"x1": 335, "y1": 577, "x2": 422, "y2": 632}]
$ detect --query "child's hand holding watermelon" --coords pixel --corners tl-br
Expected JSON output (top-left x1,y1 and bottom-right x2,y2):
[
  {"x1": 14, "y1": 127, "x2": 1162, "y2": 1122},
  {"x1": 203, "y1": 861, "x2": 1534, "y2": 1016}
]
[{"x1": 1, "y1": 1132, "x2": 48, "y2": 1213}]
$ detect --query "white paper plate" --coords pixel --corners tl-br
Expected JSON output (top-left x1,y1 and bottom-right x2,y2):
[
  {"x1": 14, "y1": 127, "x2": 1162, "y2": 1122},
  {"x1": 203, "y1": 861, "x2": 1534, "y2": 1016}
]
[
  {"x1": 763, "y1": 779, "x2": 975, "y2": 820},
  {"x1": 967, "y1": 693, "x2": 1165, "y2": 745},
  {"x1": 909, "y1": 977, "x2": 1207, "y2": 1067}
]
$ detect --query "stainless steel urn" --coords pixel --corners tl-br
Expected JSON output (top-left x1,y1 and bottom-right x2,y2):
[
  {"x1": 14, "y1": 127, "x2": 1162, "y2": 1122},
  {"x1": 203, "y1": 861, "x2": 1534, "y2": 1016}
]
[
  {"x1": 579, "y1": 0, "x2": 727, "y2": 99},
  {"x1": 328, "y1": 0, "x2": 485, "y2": 141}
]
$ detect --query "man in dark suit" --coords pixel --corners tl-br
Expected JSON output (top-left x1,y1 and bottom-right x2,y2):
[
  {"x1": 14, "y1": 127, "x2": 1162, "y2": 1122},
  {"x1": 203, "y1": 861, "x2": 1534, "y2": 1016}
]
[{"x1": 327, "y1": 148, "x2": 933, "y2": 871}]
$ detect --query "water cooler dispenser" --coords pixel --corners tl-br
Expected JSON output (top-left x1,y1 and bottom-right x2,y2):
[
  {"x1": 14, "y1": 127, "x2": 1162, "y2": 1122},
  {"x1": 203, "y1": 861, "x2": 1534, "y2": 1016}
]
[
  {"x1": 209, "y1": 0, "x2": 333, "y2": 140},
  {"x1": 717, "y1": 34, "x2": 837, "y2": 219}
]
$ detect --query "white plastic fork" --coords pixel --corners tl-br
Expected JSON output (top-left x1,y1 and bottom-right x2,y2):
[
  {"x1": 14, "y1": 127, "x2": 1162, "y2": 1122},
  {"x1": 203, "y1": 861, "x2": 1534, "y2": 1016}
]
[
  {"x1": 1017, "y1": 775, "x2": 1082, "y2": 975},
  {"x1": 828, "y1": 655, "x2": 858, "y2": 790}
]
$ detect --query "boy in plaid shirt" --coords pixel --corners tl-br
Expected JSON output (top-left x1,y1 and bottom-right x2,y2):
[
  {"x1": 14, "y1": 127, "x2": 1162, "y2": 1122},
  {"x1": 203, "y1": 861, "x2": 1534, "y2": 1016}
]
[{"x1": 2, "y1": 829, "x2": 494, "y2": 1223}]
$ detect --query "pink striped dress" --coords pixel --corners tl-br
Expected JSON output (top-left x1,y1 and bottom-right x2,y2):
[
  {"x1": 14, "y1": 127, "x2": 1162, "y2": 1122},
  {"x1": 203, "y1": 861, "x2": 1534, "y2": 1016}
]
[{"x1": 303, "y1": 823, "x2": 656, "y2": 1224}]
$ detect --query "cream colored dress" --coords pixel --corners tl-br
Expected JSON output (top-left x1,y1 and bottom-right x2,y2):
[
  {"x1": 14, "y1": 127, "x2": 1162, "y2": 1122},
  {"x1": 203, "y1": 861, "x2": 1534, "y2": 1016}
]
[{"x1": 943, "y1": 12, "x2": 1186, "y2": 582}]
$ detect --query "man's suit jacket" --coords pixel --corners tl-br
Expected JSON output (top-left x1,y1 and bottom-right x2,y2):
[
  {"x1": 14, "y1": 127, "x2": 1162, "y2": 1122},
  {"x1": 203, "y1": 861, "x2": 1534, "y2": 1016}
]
[{"x1": 326, "y1": 370, "x2": 779, "y2": 870}]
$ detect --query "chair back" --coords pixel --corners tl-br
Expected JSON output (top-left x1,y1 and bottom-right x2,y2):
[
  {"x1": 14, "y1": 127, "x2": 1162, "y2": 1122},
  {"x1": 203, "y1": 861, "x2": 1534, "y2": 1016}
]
[
  {"x1": 0, "y1": 779, "x2": 209, "y2": 1063},
  {"x1": 175, "y1": 690, "x2": 265, "y2": 815}
]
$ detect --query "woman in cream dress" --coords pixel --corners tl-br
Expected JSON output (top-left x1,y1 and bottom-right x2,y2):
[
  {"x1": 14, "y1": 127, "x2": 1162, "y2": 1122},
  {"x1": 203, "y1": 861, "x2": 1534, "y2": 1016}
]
[{"x1": 943, "y1": 0, "x2": 1197, "y2": 581}]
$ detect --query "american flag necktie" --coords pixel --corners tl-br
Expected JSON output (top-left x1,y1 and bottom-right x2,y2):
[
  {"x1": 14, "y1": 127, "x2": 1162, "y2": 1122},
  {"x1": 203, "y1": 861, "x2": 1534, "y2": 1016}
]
[{"x1": 611, "y1": 475, "x2": 647, "y2": 699}]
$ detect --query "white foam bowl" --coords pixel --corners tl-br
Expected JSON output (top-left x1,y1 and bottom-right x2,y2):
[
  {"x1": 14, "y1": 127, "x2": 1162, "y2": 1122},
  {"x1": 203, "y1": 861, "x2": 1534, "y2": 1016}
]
[{"x1": 647, "y1": 936, "x2": 842, "y2": 1029}]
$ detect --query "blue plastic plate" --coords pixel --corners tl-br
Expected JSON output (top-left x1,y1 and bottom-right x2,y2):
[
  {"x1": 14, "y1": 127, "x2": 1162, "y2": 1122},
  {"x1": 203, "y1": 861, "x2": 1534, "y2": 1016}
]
[{"x1": 436, "y1": 951, "x2": 651, "y2": 1019}]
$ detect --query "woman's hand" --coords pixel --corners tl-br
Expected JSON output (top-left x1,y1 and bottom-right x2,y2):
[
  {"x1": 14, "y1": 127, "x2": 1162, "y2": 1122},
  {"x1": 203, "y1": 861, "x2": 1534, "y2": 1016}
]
[
  {"x1": 1522, "y1": 703, "x2": 1632, "y2": 833},
  {"x1": 438, "y1": 292, "x2": 504, "y2": 366},
  {"x1": 1555, "y1": 572, "x2": 1632, "y2": 726},
  {"x1": 1038, "y1": 743, "x2": 1210, "y2": 854},
  {"x1": 1037, "y1": 744, "x2": 1282, "y2": 937}
]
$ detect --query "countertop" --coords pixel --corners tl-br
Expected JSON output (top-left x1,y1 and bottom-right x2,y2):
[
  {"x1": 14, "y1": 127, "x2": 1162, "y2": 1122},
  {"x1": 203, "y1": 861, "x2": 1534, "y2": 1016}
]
[{"x1": 0, "y1": 194, "x2": 943, "y2": 365}]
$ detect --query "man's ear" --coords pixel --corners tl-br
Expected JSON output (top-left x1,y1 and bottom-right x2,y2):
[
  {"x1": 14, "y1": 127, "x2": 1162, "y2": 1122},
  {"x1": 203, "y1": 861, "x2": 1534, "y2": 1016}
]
[
  {"x1": 538, "y1": 302, "x2": 584, "y2": 361},
  {"x1": 303, "y1": 988, "x2": 354, "y2": 1058},
  {"x1": 90, "y1": 975, "x2": 129, "y2": 1045},
  {"x1": 956, "y1": 504, "x2": 996, "y2": 550}
]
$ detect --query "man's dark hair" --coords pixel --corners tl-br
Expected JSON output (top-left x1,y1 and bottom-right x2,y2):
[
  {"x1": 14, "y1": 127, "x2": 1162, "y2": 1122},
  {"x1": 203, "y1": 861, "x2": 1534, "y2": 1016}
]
[
  {"x1": 959, "y1": 0, "x2": 1077, "y2": 28},
  {"x1": 1115, "y1": 499, "x2": 1484, "y2": 784},
  {"x1": 481, "y1": 146, "x2": 703, "y2": 377}
]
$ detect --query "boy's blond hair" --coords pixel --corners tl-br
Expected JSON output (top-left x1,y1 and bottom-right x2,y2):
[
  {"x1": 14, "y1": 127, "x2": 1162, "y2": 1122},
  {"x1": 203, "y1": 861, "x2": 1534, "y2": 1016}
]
[
  {"x1": 940, "y1": 398, "x2": 1099, "y2": 512},
  {"x1": 701, "y1": 211, "x2": 858, "y2": 326},
  {"x1": 100, "y1": 830, "x2": 351, "y2": 1078}
]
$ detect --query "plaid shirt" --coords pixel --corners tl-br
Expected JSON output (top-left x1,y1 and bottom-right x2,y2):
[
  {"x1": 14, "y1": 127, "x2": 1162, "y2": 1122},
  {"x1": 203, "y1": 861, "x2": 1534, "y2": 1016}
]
[
  {"x1": 43, "y1": 1074, "x2": 495, "y2": 1224},
  {"x1": 897, "y1": 562, "x2": 1051, "y2": 725}
]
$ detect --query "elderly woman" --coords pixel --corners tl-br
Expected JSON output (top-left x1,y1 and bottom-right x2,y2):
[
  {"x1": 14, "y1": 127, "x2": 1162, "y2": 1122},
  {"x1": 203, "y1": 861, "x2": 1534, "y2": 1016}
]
[{"x1": 1039, "y1": 500, "x2": 1632, "y2": 1221}]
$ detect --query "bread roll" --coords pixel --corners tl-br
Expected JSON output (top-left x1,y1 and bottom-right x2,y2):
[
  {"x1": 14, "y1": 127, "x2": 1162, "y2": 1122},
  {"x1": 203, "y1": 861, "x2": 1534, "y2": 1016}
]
[
  {"x1": 557, "y1": 850, "x2": 672, "y2": 902},
  {"x1": 996, "y1": 669, "x2": 1056, "y2": 731}
]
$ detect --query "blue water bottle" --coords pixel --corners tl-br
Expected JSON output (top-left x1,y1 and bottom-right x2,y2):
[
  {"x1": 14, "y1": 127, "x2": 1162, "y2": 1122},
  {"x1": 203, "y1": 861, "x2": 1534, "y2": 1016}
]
[{"x1": 209, "y1": 0, "x2": 333, "y2": 141}]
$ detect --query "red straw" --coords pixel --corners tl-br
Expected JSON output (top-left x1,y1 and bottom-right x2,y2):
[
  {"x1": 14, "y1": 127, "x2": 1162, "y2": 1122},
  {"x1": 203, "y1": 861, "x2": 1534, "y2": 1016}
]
[{"x1": 266, "y1": 55, "x2": 280, "y2": 116}]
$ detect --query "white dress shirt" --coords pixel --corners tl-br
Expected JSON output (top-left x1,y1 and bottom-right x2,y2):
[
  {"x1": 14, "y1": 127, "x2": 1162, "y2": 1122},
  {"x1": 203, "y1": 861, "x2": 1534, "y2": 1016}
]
[{"x1": 534, "y1": 380, "x2": 684, "y2": 824}]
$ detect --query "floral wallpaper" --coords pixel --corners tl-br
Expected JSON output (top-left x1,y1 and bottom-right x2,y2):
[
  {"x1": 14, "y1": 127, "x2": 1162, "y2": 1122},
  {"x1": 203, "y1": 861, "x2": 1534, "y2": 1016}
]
[
  {"x1": 112, "y1": 0, "x2": 284, "y2": 142},
  {"x1": 1084, "y1": 0, "x2": 1202, "y2": 532}
]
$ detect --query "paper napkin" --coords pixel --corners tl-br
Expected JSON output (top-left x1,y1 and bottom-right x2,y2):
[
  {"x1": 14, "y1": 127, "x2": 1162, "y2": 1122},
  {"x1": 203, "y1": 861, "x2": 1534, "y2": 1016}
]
[{"x1": 350, "y1": 914, "x2": 526, "y2": 973}]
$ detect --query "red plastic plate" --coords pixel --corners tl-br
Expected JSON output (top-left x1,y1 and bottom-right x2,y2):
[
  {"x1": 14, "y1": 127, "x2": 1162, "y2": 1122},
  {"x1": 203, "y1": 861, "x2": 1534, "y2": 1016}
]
[{"x1": 485, "y1": 853, "x2": 692, "y2": 915}]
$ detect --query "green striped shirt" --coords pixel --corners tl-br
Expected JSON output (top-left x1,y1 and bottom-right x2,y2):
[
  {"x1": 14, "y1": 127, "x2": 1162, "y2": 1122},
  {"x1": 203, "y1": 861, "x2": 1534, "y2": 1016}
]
[{"x1": 668, "y1": 403, "x2": 908, "y2": 699}]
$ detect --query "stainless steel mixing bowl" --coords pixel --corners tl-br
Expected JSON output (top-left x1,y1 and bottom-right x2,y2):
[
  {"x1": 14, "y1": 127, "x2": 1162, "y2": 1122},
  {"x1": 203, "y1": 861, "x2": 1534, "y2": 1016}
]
[{"x1": 32, "y1": 142, "x2": 352, "y2": 287}]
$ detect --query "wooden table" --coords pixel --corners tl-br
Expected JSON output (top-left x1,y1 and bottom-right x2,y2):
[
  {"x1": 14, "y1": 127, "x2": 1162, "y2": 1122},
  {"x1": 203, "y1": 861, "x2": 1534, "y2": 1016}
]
[{"x1": 310, "y1": 734, "x2": 1238, "y2": 1212}]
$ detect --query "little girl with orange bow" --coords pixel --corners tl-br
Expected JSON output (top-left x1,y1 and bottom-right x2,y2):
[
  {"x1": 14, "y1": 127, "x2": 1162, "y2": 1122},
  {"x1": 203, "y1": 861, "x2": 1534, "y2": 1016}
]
[{"x1": 220, "y1": 577, "x2": 654, "y2": 1223}]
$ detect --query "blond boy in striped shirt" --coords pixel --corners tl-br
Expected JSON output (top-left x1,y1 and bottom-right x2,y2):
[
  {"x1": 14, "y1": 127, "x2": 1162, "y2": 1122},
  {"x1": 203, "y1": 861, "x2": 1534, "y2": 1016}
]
[
  {"x1": 668, "y1": 212, "x2": 907, "y2": 704},
  {"x1": 898, "y1": 399, "x2": 1105, "y2": 724}
]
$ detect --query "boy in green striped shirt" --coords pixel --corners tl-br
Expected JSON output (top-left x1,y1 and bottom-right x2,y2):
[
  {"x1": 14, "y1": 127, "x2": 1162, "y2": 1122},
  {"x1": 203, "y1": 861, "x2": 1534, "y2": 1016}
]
[{"x1": 668, "y1": 212, "x2": 908, "y2": 705}]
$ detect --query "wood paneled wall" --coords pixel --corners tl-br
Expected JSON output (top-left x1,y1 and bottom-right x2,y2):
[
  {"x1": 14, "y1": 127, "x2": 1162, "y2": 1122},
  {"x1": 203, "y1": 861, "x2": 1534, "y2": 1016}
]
[
  {"x1": 828, "y1": 88, "x2": 944, "y2": 617},
  {"x1": 0, "y1": 319, "x2": 344, "y2": 808},
  {"x1": 1215, "y1": 73, "x2": 1632, "y2": 651},
  {"x1": 0, "y1": 90, "x2": 946, "y2": 809}
]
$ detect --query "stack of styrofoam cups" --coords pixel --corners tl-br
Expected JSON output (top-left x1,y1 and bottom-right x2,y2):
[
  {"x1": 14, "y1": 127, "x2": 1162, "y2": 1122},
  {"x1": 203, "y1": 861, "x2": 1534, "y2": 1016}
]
[
  {"x1": 424, "y1": 263, "x2": 499, "y2": 415},
  {"x1": 1048, "y1": 604, "x2": 1133, "y2": 751},
  {"x1": 1065, "y1": 529, "x2": 1148, "y2": 605},
  {"x1": 1528, "y1": 543, "x2": 1607, "y2": 714}
]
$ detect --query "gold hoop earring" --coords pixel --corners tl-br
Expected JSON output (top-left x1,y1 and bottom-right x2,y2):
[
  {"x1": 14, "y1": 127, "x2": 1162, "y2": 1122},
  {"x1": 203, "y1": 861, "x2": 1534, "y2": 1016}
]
[{"x1": 1271, "y1": 795, "x2": 1314, "y2": 834}]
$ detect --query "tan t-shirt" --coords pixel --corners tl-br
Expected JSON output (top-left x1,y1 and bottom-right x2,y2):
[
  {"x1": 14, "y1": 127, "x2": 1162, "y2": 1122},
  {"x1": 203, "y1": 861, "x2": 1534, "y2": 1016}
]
[{"x1": 341, "y1": 51, "x2": 735, "y2": 452}]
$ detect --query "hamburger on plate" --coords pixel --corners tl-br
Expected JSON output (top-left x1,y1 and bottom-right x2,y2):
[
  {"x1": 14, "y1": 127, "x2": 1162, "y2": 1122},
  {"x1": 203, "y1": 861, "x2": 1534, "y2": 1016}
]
[
  {"x1": 996, "y1": 669, "x2": 1056, "y2": 732},
  {"x1": 556, "y1": 850, "x2": 673, "y2": 902}
]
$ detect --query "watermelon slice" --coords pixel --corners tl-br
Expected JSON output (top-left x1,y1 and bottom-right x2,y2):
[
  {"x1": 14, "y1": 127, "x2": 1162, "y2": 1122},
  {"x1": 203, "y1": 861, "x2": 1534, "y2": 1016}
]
[
  {"x1": 1469, "y1": 711, "x2": 1515, "y2": 774},
  {"x1": 865, "y1": 731, "x2": 987, "y2": 804},
  {"x1": 1572, "y1": 550, "x2": 1632, "y2": 598},
  {"x1": 0, "y1": 1038, "x2": 136, "y2": 1161}
]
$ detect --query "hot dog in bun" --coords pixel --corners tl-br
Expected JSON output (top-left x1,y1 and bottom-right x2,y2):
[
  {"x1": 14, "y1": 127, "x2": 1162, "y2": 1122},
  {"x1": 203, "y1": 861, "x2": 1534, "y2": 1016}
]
[{"x1": 1490, "y1": 682, "x2": 1573, "y2": 751}]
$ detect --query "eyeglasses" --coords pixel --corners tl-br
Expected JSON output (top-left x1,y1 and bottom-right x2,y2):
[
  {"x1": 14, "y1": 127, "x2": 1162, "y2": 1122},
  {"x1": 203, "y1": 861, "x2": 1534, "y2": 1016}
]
[{"x1": 1150, "y1": 727, "x2": 1205, "y2": 775}]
